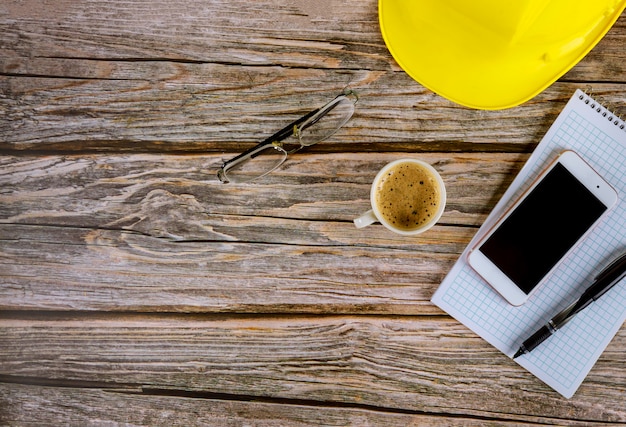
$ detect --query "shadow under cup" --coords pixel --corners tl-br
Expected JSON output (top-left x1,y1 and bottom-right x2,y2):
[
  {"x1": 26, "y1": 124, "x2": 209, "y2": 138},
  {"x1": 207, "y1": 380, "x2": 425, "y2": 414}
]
[{"x1": 355, "y1": 159, "x2": 446, "y2": 235}]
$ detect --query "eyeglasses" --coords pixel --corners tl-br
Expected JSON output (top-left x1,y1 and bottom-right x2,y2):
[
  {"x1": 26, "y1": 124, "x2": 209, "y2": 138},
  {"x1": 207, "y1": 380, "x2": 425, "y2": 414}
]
[{"x1": 217, "y1": 89, "x2": 358, "y2": 183}]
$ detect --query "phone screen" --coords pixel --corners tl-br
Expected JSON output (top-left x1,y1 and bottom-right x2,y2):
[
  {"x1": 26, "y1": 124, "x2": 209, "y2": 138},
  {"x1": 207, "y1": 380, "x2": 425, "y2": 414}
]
[{"x1": 477, "y1": 163, "x2": 608, "y2": 294}]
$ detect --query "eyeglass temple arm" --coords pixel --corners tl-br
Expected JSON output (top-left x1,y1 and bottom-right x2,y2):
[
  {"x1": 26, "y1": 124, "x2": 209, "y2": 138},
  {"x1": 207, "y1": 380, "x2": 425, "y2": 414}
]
[{"x1": 298, "y1": 90, "x2": 357, "y2": 132}]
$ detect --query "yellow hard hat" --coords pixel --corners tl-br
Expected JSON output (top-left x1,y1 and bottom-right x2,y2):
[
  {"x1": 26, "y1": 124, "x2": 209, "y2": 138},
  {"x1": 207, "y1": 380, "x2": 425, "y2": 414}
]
[{"x1": 379, "y1": 0, "x2": 626, "y2": 109}]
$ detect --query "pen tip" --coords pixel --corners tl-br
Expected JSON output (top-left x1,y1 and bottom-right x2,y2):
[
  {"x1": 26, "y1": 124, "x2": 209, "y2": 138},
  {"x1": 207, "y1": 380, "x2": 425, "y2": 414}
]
[{"x1": 513, "y1": 348, "x2": 524, "y2": 359}]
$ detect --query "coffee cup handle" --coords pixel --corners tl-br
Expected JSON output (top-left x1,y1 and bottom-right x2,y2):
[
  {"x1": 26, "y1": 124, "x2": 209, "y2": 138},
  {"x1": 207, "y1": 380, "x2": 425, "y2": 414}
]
[{"x1": 353, "y1": 210, "x2": 378, "y2": 229}]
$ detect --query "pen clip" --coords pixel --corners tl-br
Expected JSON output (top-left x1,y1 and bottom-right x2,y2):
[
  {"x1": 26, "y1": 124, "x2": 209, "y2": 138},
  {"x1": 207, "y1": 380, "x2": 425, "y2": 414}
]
[
  {"x1": 594, "y1": 252, "x2": 626, "y2": 283},
  {"x1": 571, "y1": 252, "x2": 626, "y2": 313}
]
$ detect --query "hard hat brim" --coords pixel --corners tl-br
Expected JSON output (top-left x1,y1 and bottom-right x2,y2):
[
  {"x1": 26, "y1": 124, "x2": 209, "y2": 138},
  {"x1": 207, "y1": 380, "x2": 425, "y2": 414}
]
[{"x1": 379, "y1": 0, "x2": 626, "y2": 110}]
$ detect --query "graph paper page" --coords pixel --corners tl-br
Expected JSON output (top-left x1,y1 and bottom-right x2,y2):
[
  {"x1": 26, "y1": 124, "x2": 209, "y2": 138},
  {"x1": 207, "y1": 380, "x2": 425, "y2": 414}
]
[{"x1": 431, "y1": 90, "x2": 626, "y2": 398}]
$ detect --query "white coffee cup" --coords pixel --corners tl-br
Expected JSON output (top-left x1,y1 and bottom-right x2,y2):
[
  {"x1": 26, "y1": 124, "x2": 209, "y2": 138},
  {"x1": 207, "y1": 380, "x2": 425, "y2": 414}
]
[{"x1": 354, "y1": 158, "x2": 446, "y2": 235}]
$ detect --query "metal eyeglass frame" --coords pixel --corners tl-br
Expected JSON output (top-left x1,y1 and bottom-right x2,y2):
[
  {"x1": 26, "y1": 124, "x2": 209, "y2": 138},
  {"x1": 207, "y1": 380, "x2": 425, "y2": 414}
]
[{"x1": 217, "y1": 89, "x2": 358, "y2": 183}]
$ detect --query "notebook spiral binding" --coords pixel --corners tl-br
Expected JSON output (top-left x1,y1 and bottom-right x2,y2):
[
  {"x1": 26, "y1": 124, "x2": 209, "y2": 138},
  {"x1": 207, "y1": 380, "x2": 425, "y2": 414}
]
[{"x1": 580, "y1": 88, "x2": 626, "y2": 132}]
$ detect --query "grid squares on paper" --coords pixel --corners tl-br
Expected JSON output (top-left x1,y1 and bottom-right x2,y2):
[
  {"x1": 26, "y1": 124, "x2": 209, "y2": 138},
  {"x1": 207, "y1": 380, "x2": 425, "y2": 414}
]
[{"x1": 432, "y1": 90, "x2": 626, "y2": 397}]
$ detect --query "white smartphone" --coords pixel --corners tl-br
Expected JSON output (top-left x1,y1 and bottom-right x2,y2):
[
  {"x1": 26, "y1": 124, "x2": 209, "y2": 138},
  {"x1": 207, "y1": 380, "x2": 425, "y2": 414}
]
[{"x1": 468, "y1": 150, "x2": 618, "y2": 306}]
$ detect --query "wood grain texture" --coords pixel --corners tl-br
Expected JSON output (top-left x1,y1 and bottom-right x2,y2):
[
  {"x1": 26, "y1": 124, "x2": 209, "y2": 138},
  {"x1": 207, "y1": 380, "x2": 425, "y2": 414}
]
[
  {"x1": 1, "y1": 315, "x2": 625, "y2": 423},
  {"x1": 1, "y1": 0, "x2": 626, "y2": 424},
  {"x1": 0, "y1": 153, "x2": 520, "y2": 314},
  {"x1": 3, "y1": 72, "x2": 626, "y2": 153},
  {"x1": 0, "y1": 383, "x2": 572, "y2": 427}
]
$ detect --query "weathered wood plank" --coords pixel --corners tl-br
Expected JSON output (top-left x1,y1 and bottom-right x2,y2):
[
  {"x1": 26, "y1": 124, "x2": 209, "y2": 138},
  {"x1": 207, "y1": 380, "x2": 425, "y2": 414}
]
[
  {"x1": 2, "y1": 71, "x2": 625, "y2": 152},
  {"x1": 0, "y1": 223, "x2": 462, "y2": 313},
  {"x1": 1, "y1": 316, "x2": 625, "y2": 422},
  {"x1": 0, "y1": 383, "x2": 555, "y2": 427},
  {"x1": 0, "y1": 0, "x2": 385, "y2": 68},
  {"x1": 0, "y1": 152, "x2": 524, "y2": 225},
  {"x1": 0, "y1": 153, "x2": 523, "y2": 313}
]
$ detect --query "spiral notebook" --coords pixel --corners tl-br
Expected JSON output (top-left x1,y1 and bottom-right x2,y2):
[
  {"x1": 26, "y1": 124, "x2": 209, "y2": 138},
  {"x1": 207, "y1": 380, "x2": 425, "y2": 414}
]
[{"x1": 432, "y1": 89, "x2": 626, "y2": 398}]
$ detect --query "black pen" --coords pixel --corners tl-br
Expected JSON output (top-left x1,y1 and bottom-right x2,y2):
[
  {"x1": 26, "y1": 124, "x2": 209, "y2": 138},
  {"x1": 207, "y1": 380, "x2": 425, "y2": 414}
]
[{"x1": 513, "y1": 251, "x2": 626, "y2": 359}]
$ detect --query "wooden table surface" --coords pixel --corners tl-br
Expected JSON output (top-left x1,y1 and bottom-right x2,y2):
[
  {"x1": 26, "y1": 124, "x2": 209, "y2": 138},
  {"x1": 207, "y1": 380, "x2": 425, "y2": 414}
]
[{"x1": 1, "y1": 1, "x2": 625, "y2": 425}]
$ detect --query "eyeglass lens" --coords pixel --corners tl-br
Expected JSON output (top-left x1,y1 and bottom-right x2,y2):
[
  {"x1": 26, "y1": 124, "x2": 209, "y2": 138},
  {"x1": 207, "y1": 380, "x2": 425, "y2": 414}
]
[
  {"x1": 297, "y1": 97, "x2": 355, "y2": 146},
  {"x1": 220, "y1": 144, "x2": 287, "y2": 183}
]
